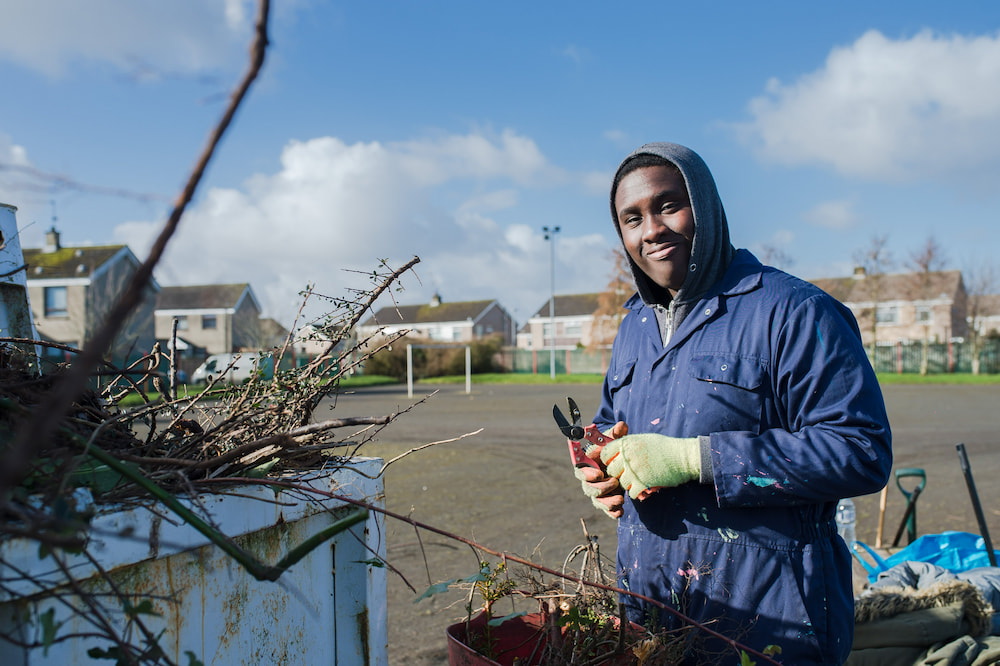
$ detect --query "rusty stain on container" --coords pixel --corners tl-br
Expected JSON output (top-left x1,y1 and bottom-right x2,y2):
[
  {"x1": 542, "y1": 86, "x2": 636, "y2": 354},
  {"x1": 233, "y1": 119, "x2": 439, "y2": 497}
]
[
  {"x1": 0, "y1": 462, "x2": 387, "y2": 664},
  {"x1": 148, "y1": 512, "x2": 161, "y2": 558},
  {"x1": 356, "y1": 608, "x2": 371, "y2": 663}
]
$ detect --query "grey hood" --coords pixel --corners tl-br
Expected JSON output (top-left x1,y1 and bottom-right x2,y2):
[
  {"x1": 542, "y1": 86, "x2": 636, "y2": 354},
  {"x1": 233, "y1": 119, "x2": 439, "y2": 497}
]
[{"x1": 610, "y1": 142, "x2": 736, "y2": 331}]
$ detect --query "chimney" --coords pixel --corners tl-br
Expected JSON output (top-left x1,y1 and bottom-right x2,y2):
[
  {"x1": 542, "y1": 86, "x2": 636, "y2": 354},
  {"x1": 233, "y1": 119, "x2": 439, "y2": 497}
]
[
  {"x1": 44, "y1": 226, "x2": 61, "y2": 253},
  {"x1": 852, "y1": 266, "x2": 866, "y2": 280},
  {"x1": 430, "y1": 292, "x2": 442, "y2": 307}
]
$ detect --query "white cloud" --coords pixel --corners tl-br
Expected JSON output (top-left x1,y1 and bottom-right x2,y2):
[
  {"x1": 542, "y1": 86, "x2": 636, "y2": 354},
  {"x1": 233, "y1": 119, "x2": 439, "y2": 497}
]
[
  {"x1": 455, "y1": 189, "x2": 518, "y2": 230},
  {"x1": 114, "y1": 131, "x2": 610, "y2": 326},
  {"x1": 559, "y1": 45, "x2": 588, "y2": 64},
  {"x1": 802, "y1": 199, "x2": 857, "y2": 230},
  {"x1": 0, "y1": 135, "x2": 45, "y2": 231},
  {"x1": 582, "y1": 170, "x2": 613, "y2": 196},
  {"x1": 738, "y1": 29, "x2": 1000, "y2": 183},
  {"x1": 0, "y1": 135, "x2": 30, "y2": 168},
  {"x1": 0, "y1": 0, "x2": 256, "y2": 76}
]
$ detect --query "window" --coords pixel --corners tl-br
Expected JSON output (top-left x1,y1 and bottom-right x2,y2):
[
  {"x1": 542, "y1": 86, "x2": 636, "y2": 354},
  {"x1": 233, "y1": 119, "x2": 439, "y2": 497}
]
[
  {"x1": 176, "y1": 315, "x2": 188, "y2": 330},
  {"x1": 565, "y1": 322, "x2": 583, "y2": 336},
  {"x1": 202, "y1": 314, "x2": 217, "y2": 329},
  {"x1": 915, "y1": 306, "x2": 933, "y2": 324},
  {"x1": 876, "y1": 306, "x2": 898, "y2": 324},
  {"x1": 44, "y1": 286, "x2": 68, "y2": 317}
]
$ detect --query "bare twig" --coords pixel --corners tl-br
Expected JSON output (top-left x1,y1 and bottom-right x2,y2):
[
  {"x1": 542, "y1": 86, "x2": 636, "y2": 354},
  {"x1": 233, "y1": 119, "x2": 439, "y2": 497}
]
[
  {"x1": 377, "y1": 428, "x2": 483, "y2": 476},
  {"x1": 0, "y1": 0, "x2": 272, "y2": 503},
  {"x1": 169, "y1": 318, "x2": 179, "y2": 402},
  {"x1": 305, "y1": 256, "x2": 420, "y2": 375},
  {"x1": 199, "y1": 477, "x2": 783, "y2": 666}
]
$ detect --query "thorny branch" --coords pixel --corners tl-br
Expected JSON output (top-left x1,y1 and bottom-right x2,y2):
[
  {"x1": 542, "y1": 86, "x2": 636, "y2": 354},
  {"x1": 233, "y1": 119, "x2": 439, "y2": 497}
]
[
  {"x1": 0, "y1": 0, "x2": 779, "y2": 662},
  {"x1": 199, "y1": 477, "x2": 784, "y2": 666},
  {"x1": 0, "y1": 258, "x2": 431, "y2": 660}
]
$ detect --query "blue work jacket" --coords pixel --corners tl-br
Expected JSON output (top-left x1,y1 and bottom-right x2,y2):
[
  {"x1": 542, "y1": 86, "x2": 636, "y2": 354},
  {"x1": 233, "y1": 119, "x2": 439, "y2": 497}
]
[{"x1": 595, "y1": 250, "x2": 892, "y2": 664}]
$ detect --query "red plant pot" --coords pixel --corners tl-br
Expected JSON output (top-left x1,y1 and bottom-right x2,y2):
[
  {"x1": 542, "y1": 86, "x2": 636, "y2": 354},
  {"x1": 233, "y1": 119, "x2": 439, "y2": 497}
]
[{"x1": 446, "y1": 611, "x2": 641, "y2": 666}]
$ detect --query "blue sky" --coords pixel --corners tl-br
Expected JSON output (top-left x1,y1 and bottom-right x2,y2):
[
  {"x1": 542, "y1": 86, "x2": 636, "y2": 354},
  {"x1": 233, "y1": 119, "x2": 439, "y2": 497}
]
[{"x1": 2, "y1": 1, "x2": 1000, "y2": 328}]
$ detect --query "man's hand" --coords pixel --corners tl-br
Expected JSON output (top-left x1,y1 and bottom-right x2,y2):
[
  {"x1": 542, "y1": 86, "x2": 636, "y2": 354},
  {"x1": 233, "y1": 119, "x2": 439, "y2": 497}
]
[
  {"x1": 584, "y1": 420, "x2": 629, "y2": 462},
  {"x1": 574, "y1": 465, "x2": 625, "y2": 519},
  {"x1": 600, "y1": 433, "x2": 700, "y2": 500}
]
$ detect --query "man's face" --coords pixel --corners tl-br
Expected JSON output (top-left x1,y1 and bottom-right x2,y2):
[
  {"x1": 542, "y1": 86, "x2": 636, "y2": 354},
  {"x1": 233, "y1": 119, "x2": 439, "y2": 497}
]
[{"x1": 614, "y1": 165, "x2": 694, "y2": 296}]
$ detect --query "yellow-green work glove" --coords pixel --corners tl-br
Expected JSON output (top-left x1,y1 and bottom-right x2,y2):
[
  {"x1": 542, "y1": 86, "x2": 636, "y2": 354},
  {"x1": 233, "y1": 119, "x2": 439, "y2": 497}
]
[
  {"x1": 573, "y1": 466, "x2": 624, "y2": 519},
  {"x1": 600, "y1": 433, "x2": 701, "y2": 500}
]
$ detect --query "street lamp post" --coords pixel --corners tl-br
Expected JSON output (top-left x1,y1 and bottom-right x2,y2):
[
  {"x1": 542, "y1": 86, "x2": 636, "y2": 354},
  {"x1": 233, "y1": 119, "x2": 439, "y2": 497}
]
[{"x1": 543, "y1": 225, "x2": 560, "y2": 379}]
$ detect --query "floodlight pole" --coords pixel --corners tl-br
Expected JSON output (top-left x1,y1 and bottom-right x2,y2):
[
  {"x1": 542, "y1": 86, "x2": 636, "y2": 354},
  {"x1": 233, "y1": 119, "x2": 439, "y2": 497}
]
[{"x1": 543, "y1": 225, "x2": 560, "y2": 379}]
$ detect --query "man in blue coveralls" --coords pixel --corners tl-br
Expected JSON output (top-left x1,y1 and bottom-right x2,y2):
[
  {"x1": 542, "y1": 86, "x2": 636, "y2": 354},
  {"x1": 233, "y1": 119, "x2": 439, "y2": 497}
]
[{"x1": 574, "y1": 142, "x2": 892, "y2": 664}]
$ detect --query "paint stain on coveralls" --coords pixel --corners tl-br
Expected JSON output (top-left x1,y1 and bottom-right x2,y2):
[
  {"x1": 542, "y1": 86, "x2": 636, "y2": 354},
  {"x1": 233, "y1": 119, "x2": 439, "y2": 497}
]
[
  {"x1": 748, "y1": 475, "x2": 780, "y2": 488},
  {"x1": 718, "y1": 527, "x2": 739, "y2": 542}
]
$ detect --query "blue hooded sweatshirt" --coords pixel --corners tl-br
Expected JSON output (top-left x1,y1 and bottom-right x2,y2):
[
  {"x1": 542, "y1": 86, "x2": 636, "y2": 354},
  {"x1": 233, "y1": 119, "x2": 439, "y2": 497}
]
[{"x1": 598, "y1": 143, "x2": 892, "y2": 664}]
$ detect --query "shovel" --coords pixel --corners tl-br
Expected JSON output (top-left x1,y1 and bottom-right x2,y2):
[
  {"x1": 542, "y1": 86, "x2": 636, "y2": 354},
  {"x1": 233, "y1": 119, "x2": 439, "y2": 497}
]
[
  {"x1": 956, "y1": 443, "x2": 997, "y2": 567},
  {"x1": 891, "y1": 468, "x2": 926, "y2": 547}
]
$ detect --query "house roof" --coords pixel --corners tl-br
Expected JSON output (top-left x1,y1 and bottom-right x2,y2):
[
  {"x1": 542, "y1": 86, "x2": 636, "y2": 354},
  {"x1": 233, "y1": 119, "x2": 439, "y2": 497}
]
[
  {"x1": 156, "y1": 284, "x2": 255, "y2": 311},
  {"x1": 529, "y1": 293, "x2": 602, "y2": 319},
  {"x1": 23, "y1": 244, "x2": 130, "y2": 280},
  {"x1": 810, "y1": 270, "x2": 964, "y2": 304},
  {"x1": 361, "y1": 299, "x2": 500, "y2": 327},
  {"x1": 972, "y1": 294, "x2": 1000, "y2": 318},
  {"x1": 259, "y1": 317, "x2": 290, "y2": 345}
]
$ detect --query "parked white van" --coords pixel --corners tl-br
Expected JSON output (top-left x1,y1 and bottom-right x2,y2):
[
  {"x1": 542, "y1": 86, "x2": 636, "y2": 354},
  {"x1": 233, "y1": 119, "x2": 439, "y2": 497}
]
[{"x1": 191, "y1": 352, "x2": 272, "y2": 385}]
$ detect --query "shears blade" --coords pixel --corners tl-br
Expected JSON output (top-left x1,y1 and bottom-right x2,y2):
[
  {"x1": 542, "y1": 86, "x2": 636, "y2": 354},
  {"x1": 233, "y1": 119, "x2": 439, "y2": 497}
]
[{"x1": 552, "y1": 403, "x2": 584, "y2": 440}]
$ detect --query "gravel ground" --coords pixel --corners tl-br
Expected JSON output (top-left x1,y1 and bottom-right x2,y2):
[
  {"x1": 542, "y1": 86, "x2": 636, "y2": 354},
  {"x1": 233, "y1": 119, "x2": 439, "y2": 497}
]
[{"x1": 319, "y1": 381, "x2": 1000, "y2": 665}]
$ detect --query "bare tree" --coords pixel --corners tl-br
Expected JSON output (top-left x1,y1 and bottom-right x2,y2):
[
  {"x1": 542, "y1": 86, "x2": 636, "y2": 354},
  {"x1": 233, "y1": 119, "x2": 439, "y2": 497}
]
[
  {"x1": 758, "y1": 243, "x2": 794, "y2": 271},
  {"x1": 588, "y1": 247, "x2": 634, "y2": 351},
  {"x1": 852, "y1": 235, "x2": 894, "y2": 361},
  {"x1": 964, "y1": 260, "x2": 998, "y2": 375},
  {"x1": 906, "y1": 236, "x2": 948, "y2": 375}
]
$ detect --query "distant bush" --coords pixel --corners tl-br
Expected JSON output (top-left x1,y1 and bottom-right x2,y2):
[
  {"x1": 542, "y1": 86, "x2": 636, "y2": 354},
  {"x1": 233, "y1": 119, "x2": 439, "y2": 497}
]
[{"x1": 363, "y1": 336, "x2": 504, "y2": 381}]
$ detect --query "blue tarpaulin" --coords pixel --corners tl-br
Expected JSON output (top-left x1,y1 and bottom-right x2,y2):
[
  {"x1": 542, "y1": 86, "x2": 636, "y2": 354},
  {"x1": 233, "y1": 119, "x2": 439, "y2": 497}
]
[{"x1": 855, "y1": 531, "x2": 1000, "y2": 583}]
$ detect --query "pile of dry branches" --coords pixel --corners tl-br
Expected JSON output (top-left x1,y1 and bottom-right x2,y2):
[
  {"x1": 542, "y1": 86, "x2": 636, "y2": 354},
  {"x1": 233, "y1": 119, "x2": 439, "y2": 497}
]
[{"x1": 0, "y1": 258, "x2": 420, "y2": 548}]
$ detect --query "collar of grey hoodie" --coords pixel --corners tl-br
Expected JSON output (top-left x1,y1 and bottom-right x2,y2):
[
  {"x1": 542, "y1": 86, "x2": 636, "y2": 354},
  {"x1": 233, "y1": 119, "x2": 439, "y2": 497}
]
[{"x1": 653, "y1": 302, "x2": 674, "y2": 346}]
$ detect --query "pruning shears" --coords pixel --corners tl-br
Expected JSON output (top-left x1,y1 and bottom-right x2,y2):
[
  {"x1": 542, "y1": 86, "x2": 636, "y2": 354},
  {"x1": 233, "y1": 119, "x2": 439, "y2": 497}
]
[{"x1": 552, "y1": 397, "x2": 615, "y2": 471}]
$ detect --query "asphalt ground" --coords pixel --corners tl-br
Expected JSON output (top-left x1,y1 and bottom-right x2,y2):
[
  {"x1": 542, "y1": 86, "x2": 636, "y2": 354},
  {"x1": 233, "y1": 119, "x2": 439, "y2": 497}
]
[{"x1": 319, "y1": 382, "x2": 1000, "y2": 665}]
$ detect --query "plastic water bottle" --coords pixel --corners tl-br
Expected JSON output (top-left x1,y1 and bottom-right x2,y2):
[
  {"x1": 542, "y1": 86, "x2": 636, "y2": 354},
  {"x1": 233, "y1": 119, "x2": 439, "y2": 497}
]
[{"x1": 836, "y1": 498, "x2": 857, "y2": 549}]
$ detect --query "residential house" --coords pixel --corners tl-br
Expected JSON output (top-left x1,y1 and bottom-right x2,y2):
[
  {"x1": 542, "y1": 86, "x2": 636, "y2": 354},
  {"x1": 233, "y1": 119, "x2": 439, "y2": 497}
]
[
  {"x1": 24, "y1": 227, "x2": 158, "y2": 367},
  {"x1": 259, "y1": 317, "x2": 291, "y2": 351},
  {"x1": 520, "y1": 293, "x2": 604, "y2": 350},
  {"x1": 968, "y1": 294, "x2": 1000, "y2": 339},
  {"x1": 154, "y1": 284, "x2": 262, "y2": 356},
  {"x1": 356, "y1": 294, "x2": 514, "y2": 346},
  {"x1": 811, "y1": 267, "x2": 968, "y2": 346}
]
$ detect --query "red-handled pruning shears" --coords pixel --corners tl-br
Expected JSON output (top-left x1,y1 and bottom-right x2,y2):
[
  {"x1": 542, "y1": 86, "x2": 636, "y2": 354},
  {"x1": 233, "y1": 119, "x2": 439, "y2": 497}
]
[{"x1": 552, "y1": 397, "x2": 614, "y2": 470}]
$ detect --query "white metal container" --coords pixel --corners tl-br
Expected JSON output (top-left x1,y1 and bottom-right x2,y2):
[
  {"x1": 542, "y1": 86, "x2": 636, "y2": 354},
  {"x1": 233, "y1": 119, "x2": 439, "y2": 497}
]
[
  {"x1": 0, "y1": 203, "x2": 39, "y2": 354},
  {"x1": 0, "y1": 458, "x2": 387, "y2": 665}
]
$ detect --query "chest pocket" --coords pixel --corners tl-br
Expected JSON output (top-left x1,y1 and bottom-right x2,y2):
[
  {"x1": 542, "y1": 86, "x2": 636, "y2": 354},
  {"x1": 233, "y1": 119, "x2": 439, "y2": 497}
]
[
  {"x1": 607, "y1": 357, "x2": 636, "y2": 415},
  {"x1": 688, "y1": 353, "x2": 767, "y2": 433}
]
